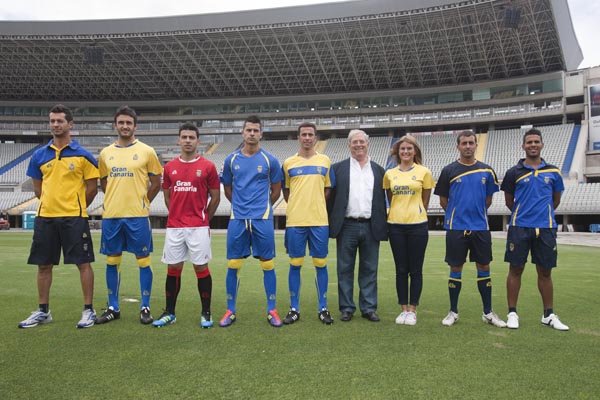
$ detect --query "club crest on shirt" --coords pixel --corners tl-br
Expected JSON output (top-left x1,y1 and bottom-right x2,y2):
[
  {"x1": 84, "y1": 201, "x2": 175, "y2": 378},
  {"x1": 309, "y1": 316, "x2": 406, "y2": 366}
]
[
  {"x1": 133, "y1": 154, "x2": 138, "y2": 160},
  {"x1": 317, "y1": 166, "x2": 322, "y2": 174},
  {"x1": 257, "y1": 166, "x2": 263, "y2": 173},
  {"x1": 196, "y1": 170, "x2": 202, "y2": 177},
  {"x1": 46, "y1": 163, "x2": 52, "y2": 169},
  {"x1": 509, "y1": 242, "x2": 515, "y2": 252},
  {"x1": 456, "y1": 178, "x2": 462, "y2": 183},
  {"x1": 481, "y1": 177, "x2": 486, "y2": 184},
  {"x1": 69, "y1": 162, "x2": 75, "y2": 171},
  {"x1": 412, "y1": 175, "x2": 416, "y2": 180},
  {"x1": 544, "y1": 176, "x2": 550, "y2": 184},
  {"x1": 109, "y1": 156, "x2": 114, "y2": 160},
  {"x1": 234, "y1": 164, "x2": 240, "y2": 170},
  {"x1": 171, "y1": 170, "x2": 177, "y2": 175}
]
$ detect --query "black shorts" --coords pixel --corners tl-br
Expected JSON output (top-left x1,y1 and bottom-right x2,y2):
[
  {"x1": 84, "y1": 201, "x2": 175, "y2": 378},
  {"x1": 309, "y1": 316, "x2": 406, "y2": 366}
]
[
  {"x1": 28, "y1": 217, "x2": 95, "y2": 266},
  {"x1": 504, "y1": 226, "x2": 557, "y2": 269},
  {"x1": 445, "y1": 230, "x2": 492, "y2": 267}
]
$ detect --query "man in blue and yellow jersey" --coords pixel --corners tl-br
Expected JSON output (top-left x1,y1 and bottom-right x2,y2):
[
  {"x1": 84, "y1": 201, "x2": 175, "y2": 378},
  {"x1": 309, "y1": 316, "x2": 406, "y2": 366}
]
[
  {"x1": 96, "y1": 106, "x2": 163, "y2": 325},
  {"x1": 218, "y1": 115, "x2": 283, "y2": 328},
  {"x1": 19, "y1": 104, "x2": 99, "y2": 330},
  {"x1": 434, "y1": 130, "x2": 506, "y2": 328},
  {"x1": 282, "y1": 122, "x2": 335, "y2": 325},
  {"x1": 502, "y1": 128, "x2": 568, "y2": 331}
]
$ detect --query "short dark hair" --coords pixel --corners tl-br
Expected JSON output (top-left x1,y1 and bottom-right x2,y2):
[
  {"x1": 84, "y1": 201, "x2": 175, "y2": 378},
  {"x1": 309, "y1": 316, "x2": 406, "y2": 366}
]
[
  {"x1": 457, "y1": 130, "x2": 477, "y2": 144},
  {"x1": 297, "y1": 122, "x2": 317, "y2": 135},
  {"x1": 49, "y1": 104, "x2": 73, "y2": 122},
  {"x1": 523, "y1": 128, "x2": 543, "y2": 143},
  {"x1": 243, "y1": 115, "x2": 262, "y2": 130},
  {"x1": 114, "y1": 106, "x2": 138, "y2": 125},
  {"x1": 179, "y1": 122, "x2": 199, "y2": 137}
]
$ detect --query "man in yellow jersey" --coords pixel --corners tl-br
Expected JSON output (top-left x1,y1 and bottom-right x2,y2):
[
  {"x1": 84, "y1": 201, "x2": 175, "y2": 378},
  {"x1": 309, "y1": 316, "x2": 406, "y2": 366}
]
[
  {"x1": 282, "y1": 122, "x2": 335, "y2": 325},
  {"x1": 19, "y1": 104, "x2": 99, "y2": 329},
  {"x1": 96, "y1": 106, "x2": 163, "y2": 325}
]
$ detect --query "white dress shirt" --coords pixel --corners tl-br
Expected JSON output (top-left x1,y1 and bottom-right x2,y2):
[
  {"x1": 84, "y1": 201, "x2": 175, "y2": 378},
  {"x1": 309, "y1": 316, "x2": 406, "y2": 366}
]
[{"x1": 346, "y1": 157, "x2": 374, "y2": 219}]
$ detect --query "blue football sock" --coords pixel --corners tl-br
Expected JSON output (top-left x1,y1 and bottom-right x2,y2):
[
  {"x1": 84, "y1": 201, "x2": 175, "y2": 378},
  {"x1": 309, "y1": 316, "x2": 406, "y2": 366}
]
[
  {"x1": 106, "y1": 265, "x2": 120, "y2": 311},
  {"x1": 477, "y1": 270, "x2": 492, "y2": 314},
  {"x1": 225, "y1": 268, "x2": 239, "y2": 313},
  {"x1": 289, "y1": 265, "x2": 301, "y2": 312},
  {"x1": 263, "y1": 269, "x2": 277, "y2": 312},
  {"x1": 315, "y1": 266, "x2": 329, "y2": 311},
  {"x1": 449, "y1": 271, "x2": 462, "y2": 313},
  {"x1": 139, "y1": 267, "x2": 153, "y2": 309}
]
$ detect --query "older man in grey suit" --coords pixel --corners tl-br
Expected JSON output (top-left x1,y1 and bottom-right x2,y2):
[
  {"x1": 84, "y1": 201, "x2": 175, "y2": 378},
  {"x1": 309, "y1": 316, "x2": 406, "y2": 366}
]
[{"x1": 329, "y1": 130, "x2": 388, "y2": 322}]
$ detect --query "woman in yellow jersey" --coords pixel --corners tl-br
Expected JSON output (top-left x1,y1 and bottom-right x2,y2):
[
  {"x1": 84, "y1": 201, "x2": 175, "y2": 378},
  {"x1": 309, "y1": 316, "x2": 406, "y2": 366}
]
[{"x1": 383, "y1": 136, "x2": 434, "y2": 326}]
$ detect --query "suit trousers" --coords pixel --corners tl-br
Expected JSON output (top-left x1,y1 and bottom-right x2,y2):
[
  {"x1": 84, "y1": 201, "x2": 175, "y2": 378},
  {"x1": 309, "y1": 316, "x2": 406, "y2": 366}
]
[{"x1": 336, "y1": 219, "x2": 379, "y2": 313}]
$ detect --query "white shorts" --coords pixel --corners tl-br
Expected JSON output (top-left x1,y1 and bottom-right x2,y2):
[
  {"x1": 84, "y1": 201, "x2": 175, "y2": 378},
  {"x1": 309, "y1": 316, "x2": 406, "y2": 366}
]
[{"x1": 162, "y1": 227, "x2": 212, "y2": 265}]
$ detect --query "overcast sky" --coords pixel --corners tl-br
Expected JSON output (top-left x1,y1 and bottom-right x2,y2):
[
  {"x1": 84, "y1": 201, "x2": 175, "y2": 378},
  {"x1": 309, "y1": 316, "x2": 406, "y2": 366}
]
[{"x1": 0, "y1": 0, "x2": 598, "y2": 68}]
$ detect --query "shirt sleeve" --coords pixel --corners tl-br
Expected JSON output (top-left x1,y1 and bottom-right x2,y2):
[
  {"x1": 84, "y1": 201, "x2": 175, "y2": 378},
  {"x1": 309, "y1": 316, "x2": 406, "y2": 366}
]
[
  {"x1": 553, "y1": 172, "x2": 565, "y2": 193},
  {"x1": 382, "y1": 170, "x2": 390, "y2": 190},
  {"x1": 147, "y1": 150, "x2": 163, "y2": 176},
  {"x1": 423, "y1": 168, "x2": 435, "y2": 189},
  {"x1": 327, "y1": 161, "x2": 335, "y2": 189},
  {"x1": 434, "y1": 167, "x2": 449, "y2": 197},
  {"x1": 220, "y1": 154, "x2": 233, "y2": 185},
  {"x1": 500, "y1": 168, "x2": 516, "y2": 195},
  {"x1": 207, "y1": 162, "x2": 221, "y2": 190},
  {"x1": 282, "y1": 161, "x2": 290, "y2": 190},
  {"x1": 162, "y1": 163, "x2": 171, "y2": 189},
  {"x1": 269, "y1": 155, "x2": 283, "y2": 184},
  {"x1": 98, "y1": 151, "x2": 108, "y2": 179},
  {"x1": 486, "y1": 169, "x2": 500, "y2": 196},
  {"x1": 26, "y1": 151, "x2": 42, "y2": 180},
  {"x1": 82, "y1": 156, "x2": 100, "y2": 181}
]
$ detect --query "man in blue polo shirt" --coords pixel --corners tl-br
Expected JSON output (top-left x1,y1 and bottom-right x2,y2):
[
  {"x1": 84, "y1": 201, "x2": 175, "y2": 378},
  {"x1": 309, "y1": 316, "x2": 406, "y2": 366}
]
[
  {"x1": 501, "y1": 128, "x2": 568, "y2": 331},
  {"x1": 434, "y1": 131, "x2": 506, "y2": 328}
]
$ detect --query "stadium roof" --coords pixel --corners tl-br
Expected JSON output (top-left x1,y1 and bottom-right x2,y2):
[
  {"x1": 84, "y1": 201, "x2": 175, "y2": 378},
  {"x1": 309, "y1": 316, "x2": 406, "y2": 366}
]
[{"x1": 0, "y1": 0, "x2": 582, "y2": 102}]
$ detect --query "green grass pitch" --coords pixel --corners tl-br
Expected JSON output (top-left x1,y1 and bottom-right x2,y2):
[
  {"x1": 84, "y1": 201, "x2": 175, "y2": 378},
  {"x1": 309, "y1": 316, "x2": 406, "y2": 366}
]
[{"x1": 1, "y1": 231, "x2": 599, "y2": 399}]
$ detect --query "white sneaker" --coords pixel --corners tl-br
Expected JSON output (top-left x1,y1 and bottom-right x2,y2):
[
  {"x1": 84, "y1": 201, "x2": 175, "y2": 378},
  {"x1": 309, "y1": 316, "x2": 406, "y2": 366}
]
[
  {"x1": 77, "y1": 309, "x2": 97, "y2": 329},
  {"x1": 482, "y1": 311, "x2": 507, "y2": 328},
  {"x1": 18, "y1": 310, "x2": 53, "y2": 328},
  {"x1": 442, "y1": 311, "x2": 458, "y2": 326},
  {"x1": 541, "y1": 313, "x2": 569, "y2": 331},
  {"x1": 405, "y1": 311, "x2": 417, "y2": 326},
  {"x1": 506, "y1": 312, "x2": 519, "y2": 329},
  {"x1": 395, "y1": 311, "x2": 408, "y2": 325}
]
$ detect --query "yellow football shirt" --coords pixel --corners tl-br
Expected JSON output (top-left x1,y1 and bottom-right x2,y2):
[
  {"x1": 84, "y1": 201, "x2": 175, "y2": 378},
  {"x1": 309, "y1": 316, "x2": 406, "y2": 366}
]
[
  {"x1": 283, "y1": 153, "x2": 332, "y2": 227},
  {"x1": 383, "y1": 164, "x2": 434, "y2": 224},
  {"x1": 99, "y1": 140, "x2": 163, "y2": 218}
]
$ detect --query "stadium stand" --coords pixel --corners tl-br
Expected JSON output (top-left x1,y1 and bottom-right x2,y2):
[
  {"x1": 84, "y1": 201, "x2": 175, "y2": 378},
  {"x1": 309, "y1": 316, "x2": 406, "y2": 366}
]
[{"x1": 485, "y1": 124, "x2": 574, "y2": 179}]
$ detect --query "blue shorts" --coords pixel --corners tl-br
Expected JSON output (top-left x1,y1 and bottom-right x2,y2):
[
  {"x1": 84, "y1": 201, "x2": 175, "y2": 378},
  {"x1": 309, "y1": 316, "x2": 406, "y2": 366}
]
[
  {"x1": 100, "y1": 217, "x2": 153, "y2": 257},
  {"x1": 226, "y1": 219, "x2": 276, "y2": 260},
  {"x1": 285, "y1": 226, "x2": 329, "y2": 259},
  {"x1": 445, "y1": 230, "x2": 492, "y2": 267},
  {"x1": 504, "y1": 226, "x2": 558, "y2": 269}
]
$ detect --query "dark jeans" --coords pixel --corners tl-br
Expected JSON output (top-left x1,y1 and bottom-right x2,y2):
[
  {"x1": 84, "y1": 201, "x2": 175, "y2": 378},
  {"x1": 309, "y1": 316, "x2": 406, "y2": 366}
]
[
  {"x1": 388, "y1": 222, "x2": 428, "y2": 306},
  {"x1": 336, "y1": 219, "x2": 380, "y2": 313}
]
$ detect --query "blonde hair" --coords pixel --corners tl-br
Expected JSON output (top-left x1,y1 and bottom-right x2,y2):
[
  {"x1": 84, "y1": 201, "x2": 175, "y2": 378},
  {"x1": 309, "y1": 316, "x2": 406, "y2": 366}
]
[{"x1": 391, "y1": 135, "x2": 423, "y2": 165}]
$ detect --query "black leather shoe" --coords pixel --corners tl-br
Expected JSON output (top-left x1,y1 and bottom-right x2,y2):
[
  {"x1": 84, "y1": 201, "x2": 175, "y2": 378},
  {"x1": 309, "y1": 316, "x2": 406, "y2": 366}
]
[
  {"x1": 340, "y1": 311, "x2": 353, "y2": 322},
  {"x1": 361, "y1": 311, "x2": 380, "y2": 322}
]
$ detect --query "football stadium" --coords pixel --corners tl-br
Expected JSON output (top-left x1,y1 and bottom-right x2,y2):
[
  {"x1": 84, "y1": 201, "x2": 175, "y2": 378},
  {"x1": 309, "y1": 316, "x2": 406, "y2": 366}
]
[{"x1": 1, "y1": 0, "x2": 599, "y2": 399}]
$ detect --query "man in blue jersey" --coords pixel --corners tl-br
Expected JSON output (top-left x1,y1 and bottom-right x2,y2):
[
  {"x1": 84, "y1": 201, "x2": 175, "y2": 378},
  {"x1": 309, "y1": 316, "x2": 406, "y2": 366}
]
[
  {"x1": 501, "y1": 129, "x2": 568, "y2": 331},
  {"x1": 218, "y1": 115, "x2": 283, "y2": 328},
  {"x1": 434, "y1": 131, "x2": 506, "y2": 328}
]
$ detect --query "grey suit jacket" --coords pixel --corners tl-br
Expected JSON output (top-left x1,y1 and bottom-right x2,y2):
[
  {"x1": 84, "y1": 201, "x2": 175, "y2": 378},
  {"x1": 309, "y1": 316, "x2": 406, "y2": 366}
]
[{"x1": 328, "y1": 158, "x2": 388, "y2": 241}]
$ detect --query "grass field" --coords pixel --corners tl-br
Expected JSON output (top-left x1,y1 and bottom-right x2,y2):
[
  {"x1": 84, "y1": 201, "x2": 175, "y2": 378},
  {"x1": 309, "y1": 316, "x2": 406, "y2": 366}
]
[{"x1": 1, "y1": 231, "x2": 599, "y2": 399}]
